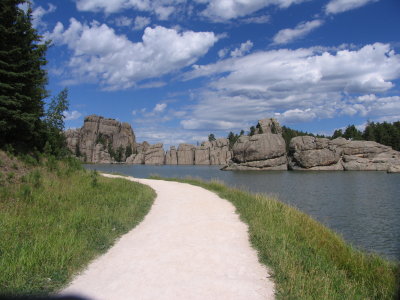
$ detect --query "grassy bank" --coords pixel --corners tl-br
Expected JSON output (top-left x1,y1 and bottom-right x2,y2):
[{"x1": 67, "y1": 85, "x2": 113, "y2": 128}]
[
  {"x1": 0, "y1": 154, "x2": 155, "y2": 295},
  {"x1": 152, "y1": 176, "x2": 399, "y2": 300}
]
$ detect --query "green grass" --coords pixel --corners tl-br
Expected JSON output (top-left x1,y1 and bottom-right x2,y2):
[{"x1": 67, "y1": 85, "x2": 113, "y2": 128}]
[
  {"x1": 0, "y1": 160, "x2": 155, "y2": 295},
  {"x1": 151, "y1": 176, "x2": 399, "y2": 300}
]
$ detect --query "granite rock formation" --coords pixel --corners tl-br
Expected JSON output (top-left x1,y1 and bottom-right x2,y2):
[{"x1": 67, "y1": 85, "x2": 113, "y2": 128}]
[
  {"x1": 223, "y1": 118, "x2": 287, "y2": 170},
  {"x1": 177, "y1": 144, "x2": 196, "y2": 165},
  {"x1": 65, "y1": 115, "x2": 136, "y2": 163},
  {"x1": 144, "y1": 143, "x2": 165, "y2": 165},
  {"x1": 288, "y1": 136, "x2": 400, "y2": 172},
  {"x1": 165, "y1": 146, "x2": 178, "y2": 165}
]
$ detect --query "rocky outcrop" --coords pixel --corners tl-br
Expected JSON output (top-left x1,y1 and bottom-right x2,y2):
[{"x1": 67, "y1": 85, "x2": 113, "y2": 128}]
[
  {"x1": 195, "y1": 144, "x2": 211, "y2": 165},
  {"x1": 144, "y1": 143, "x2": 165, "y2": 165},
  {"x1": 288, "y1": 136, "x2": 400, "y2": 172},
  {"x1": 223, "y1": 119, "x2": 287, "y2": 171},
  {"x1": 257, "y1": 118, "x2": 282, "y2": 135},
  {"x1": 177, "y1": 144, "x2": 195, "y2": 165},
  {"x1": 126, "y1": 153, "x2": 144, "y2": 164},
  {"x1": 210, "y1": 139, "x2": 232, "y2": 165},
  {"x1": 165, "y1": 146, "x2": 178, "y2": 165},
  {"x1": 288, "y1": 136, "x2": 343, "y2": 170},
  {"x1": 65, "y1": 115, "x2": 136, "y2": 163}
]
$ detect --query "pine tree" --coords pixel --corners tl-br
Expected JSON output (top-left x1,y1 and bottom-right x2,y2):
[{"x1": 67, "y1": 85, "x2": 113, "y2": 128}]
[
  {"x1": 208, "y1": 133, "x2": 216, "y2": 142},
  {"x1": 0, "y1": 0, "x2": 49, "y2": 152}
]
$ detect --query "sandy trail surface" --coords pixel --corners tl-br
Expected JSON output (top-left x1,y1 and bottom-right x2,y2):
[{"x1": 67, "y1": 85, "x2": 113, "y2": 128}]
[{"x1": 62, "y1": 174, "x2": 275, "y2": 300}]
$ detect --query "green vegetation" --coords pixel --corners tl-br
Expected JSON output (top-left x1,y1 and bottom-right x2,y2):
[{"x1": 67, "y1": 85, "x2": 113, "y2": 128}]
[
  {"x1": 0, "y1": 153, "x2": 156, "y2": 295},
  {"x1": 334, "y1": 122, "x2": 400, "y2": 151},
  {"x1": 0, "y1": 0, "x2": 49, "y2": 152},
  {"x1": 151, "y1": 176, "x2": 399, "y2": 300},
  {"x1": 0, "y1": 1, "x2": 71, "y2": 156},
  {"x1": 208, "y1": 133, "x2": 216, "y2": 142}
]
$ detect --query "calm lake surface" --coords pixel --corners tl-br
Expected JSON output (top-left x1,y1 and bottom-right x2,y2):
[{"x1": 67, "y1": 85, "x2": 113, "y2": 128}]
[{"x1": 85, "y1": 164, "x2": 400, "y2": 261}]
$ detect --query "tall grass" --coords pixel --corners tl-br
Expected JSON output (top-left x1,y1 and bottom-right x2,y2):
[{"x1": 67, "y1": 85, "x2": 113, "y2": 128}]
[
  {"x1": 0, "y1": 160, "x2": 155, "y2": 295},
  {"x1": 152, "y1": 176, "x2": 399, "y2": 300}
]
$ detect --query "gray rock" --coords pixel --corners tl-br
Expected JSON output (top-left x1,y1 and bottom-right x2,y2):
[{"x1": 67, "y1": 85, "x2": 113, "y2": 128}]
[
  {"x1": 292, "y1": 148, "x2": 340, "y2": 169},
  {"x1": 144, "y1": 143, "x2": 165, "y2": 165},
  {"x1": 232, "y1": 133, "x2": 286, "y2": 163},
  {"x1": 289, "y1": 136, "x2": 400, "y2": 172},
  {"x1": 195, "y1": 146, "x2": 210, "y2": 165},
  {"x1": 339, "y1": 140, "x2": 392, "y2": 156},
  {"x1": 387, "y1": 165, "x2": 400, "y2": 173},
  {"x1": 136, "y1": 141, "x2": 150, "y2": 153},
  {"x1": 177, "y1": 144, "x2": 195, "y2": 165},
  {"x1": 65, "y1": 115, "x2": 136, "y2": 163},
  {"x1": 222, "y1": 156, "x2": 287, "y2": 171},
  {"x1": 210, "y1": 138, "x2": 232, "y2": 165},
  {"x1": 165, "y1": 146, "x2": 178, "y2": 165},
  {"x1": 257, "y1": 118, "x2": 283, "y2": 135},
  {"x1": 131, "y1": 153, "x2": 145, "y2": 164}
]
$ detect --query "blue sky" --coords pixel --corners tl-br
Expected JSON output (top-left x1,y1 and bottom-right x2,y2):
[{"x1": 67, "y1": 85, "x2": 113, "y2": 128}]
[{"x1": 31, "y1": 0, "x2": 400, "y2": 147}]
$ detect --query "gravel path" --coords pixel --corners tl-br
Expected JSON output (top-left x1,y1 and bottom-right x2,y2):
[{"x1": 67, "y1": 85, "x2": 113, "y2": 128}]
[{"x1": 61, "y1": 174, "x2": 275, "y2": 300}]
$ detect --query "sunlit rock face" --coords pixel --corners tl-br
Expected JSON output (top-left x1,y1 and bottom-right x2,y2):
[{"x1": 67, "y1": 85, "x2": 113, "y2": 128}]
[
  {"x1": 65, "y1": 115, "x2": 136, "y2": 163},
  {"x1": 223, "y1": 118, "x2": 288, "y2": 171},
  {"x1": 288, "y1": 136, "x2": 400, "y2": 172}
]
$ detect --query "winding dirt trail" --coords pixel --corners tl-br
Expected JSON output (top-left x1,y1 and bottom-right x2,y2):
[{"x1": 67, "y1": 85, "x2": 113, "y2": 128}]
[{"x1": 62, "y1": 174, "x2": 275, "y2": 300}]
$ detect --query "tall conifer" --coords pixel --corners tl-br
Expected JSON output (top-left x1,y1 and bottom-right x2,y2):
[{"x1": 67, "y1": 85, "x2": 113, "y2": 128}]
[{"x1": 0, "y1": 0, "x2": 48, "y2": 151}]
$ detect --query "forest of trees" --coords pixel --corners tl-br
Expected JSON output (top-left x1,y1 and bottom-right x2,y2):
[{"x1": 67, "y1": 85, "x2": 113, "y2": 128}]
[
  {"x1": 0, "y1": 0, "x2": 69, "y2": 156},
  {"x1": 333, "y1": 122, "x2": 400, "y2": 151}
]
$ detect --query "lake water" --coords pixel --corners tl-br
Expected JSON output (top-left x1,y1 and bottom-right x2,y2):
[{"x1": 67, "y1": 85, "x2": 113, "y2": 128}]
[{"x1": 85, "y1": 164, "x2": 400, "y2": 261}]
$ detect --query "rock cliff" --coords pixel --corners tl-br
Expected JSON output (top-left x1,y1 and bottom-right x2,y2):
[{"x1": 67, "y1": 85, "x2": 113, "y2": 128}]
[
  {"x1": 66, "y1": 115, "x2": 400, "y2": 172},
  {"x1": 288, "y1": 136, "x2": 400, "y2": 172},
  {"x1": 65, "y1": 115, "x2": 136, "y2": 163}
]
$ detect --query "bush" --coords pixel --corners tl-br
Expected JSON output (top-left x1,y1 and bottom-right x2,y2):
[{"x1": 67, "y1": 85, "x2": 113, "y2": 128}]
[
  {"x1": 29, "y1": 170, "x2": 42, "y2": 188},
  {"x1": 20, "y1": 154, "x2": 40, "y2": 167},
  {"x1": 91, "y1": 170, "x2": 99, "y2": 187},
  {"x1": 46, "y1": 156, "x2": 58, "y2": 172}
]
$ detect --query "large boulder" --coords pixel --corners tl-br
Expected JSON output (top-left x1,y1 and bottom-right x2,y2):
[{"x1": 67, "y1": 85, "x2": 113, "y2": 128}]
[
  {"x1": 177, "y1": 144, "x2": 195, "y2": 165},
  {"x1": 165, "y1": 146, "x2": 178, "y2": 165},
  {"x1": 288, "y1": 136, "x2": 400, "y2": 172},
  {"x1": 222, "y1": 156, "x2": 287, "y2": 171},
  {"x1": 224, "y1": 131, "x2": 287, "y2": 170},
  {"x1": 340, "y1": 141, "x2": 400, "y2": 171},
  {"x1": 289, "y1": 136, "x2": 342, "y2": 170},
  {"x1": 232, "y1": 134, "x2": 286, "y2": 163},
  {"x1": 144, "y1": 143, "x2": 165, "y2": 165}
]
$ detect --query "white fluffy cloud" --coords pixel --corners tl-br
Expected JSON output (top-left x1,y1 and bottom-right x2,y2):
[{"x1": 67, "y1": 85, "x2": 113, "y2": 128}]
[
  {"x1": 230, "y1": 40, "x2": 253, "y2": 57},
  {"x1": 272, "y1": 20, "x2": 323, "y2": 45},
  {"x1": 46, "y1": 19, "x2": 218, "y2": 90},
  {"x1": 198, "y1": 0, "x2": 308, "y2": 21},
  {"x1": 75, "y1": 0, "x2": 182, "y2": 19},
  {"x1": 76, "y1": 0, "x2": 307, "y2": 21},
  {"x1": 133, "y1": 16, "x2": 151, "y2": 30},
  {"x1": 181, "y1": 43, "x2": 400, "y2": 129},
  {"x1": 64, "y1": 110, "x2": 82, "y2": 121},
  {"x1": 32, "y1": 3, "x2": 56, "y2": 29},
  {"x1": 154, "y1": 103, "x2": 167, "y2": 113},
  {"x1": 325, "y1": 0, "x2": 379, "y2": 14}
]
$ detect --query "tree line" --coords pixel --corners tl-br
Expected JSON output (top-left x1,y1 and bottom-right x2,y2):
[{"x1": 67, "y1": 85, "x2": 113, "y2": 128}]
[
  {"x1": 0, "y1": 0, "x2": 69, "y2": 156},
  {"x1": 332, "y1": 122, "x2": 400, "y2": 151}
]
